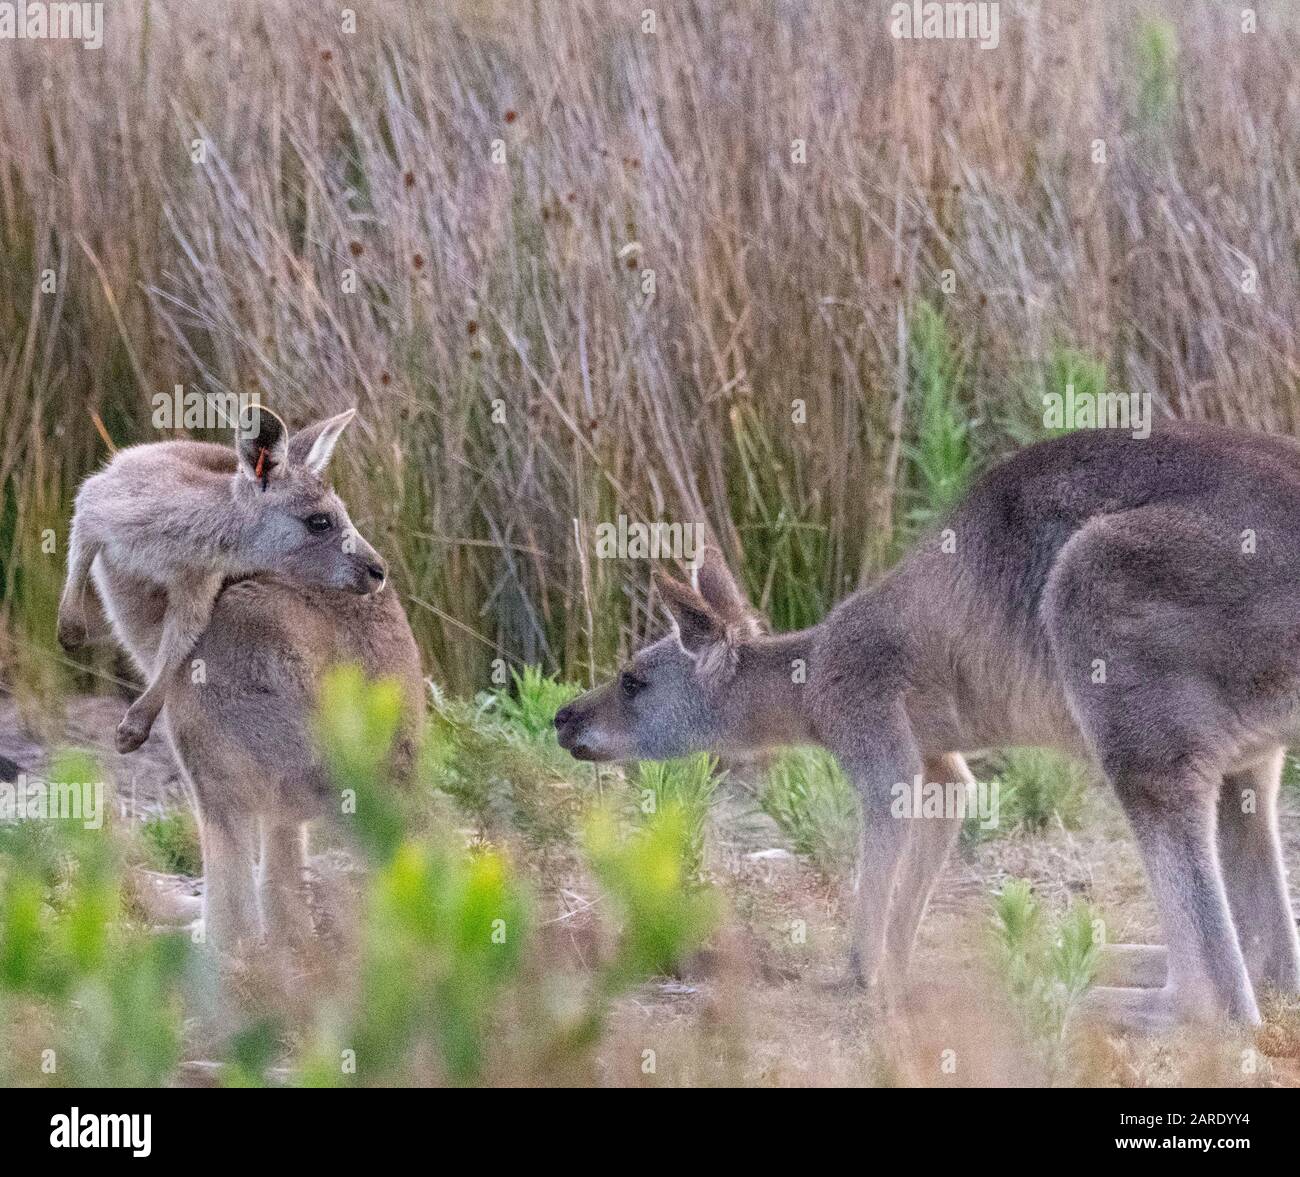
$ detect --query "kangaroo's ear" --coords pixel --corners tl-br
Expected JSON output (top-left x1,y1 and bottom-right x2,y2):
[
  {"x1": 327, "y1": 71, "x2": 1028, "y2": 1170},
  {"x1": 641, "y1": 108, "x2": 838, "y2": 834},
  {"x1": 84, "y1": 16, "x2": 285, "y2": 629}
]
[
  {"x1": 653, "y1": 568, "x2": 724, "y2": 656},
  {"x1": 234, "y1": 406, "x2": 289, "y2": 487},
  {"x1": 692, "y1": 546, "x2": 758, "y2": 628},
  {"x1": 287, "y1": 408, "x2": 356, "y2": 476}
]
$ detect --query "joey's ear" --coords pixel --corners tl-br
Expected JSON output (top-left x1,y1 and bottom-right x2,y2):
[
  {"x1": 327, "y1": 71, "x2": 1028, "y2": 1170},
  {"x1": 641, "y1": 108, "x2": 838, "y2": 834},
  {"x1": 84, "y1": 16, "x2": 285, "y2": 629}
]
[
  {"x1": 235, "y1": 406, "x2": 289, "y2": 486},
  {"x1": 692, "y1": 546, "x2": 757, "y2": 627},
  {"x1": 287, "y1": 408, "x2": 356, "y2": 476},
  {"x1": 653, "y1": 569, "x2": 724, "y2": 656}
]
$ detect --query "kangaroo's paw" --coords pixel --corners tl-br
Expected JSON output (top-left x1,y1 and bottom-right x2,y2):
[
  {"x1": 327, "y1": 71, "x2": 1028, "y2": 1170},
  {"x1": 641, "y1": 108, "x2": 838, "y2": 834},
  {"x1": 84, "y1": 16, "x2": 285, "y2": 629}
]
[
  {"x1": 115, "y1": 707, "x2": 155, "y2": 754},
  {"x1": 818, "y1": 945, "x2": 875, "y2": 996},
  {"x1": 262, "y1": 902, "x2": 316, "y2": 953},
  {"x1": 57, "y1": 611, "x2": 89, "y2": 652}
]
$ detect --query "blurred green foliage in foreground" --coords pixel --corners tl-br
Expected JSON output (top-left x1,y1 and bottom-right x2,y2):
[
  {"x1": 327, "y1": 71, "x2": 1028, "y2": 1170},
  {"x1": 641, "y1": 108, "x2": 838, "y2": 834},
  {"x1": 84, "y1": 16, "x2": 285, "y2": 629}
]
[{"x1": 0, "y1": 669, "x2": 720, "y2": 1086}]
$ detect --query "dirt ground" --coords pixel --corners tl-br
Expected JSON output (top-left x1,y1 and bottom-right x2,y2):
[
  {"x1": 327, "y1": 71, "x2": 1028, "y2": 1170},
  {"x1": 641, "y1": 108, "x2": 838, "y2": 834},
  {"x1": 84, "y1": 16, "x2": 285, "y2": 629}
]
[{"x1": 4, "y1": 690, "x2": 1299, "y2": 1087}]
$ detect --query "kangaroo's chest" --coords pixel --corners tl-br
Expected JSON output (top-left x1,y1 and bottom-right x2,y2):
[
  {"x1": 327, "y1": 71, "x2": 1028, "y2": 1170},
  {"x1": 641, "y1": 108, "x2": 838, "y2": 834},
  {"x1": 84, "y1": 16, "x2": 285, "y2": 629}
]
[{"x1": 905, "y1": 642, "x2": 1088, "y2": 759}]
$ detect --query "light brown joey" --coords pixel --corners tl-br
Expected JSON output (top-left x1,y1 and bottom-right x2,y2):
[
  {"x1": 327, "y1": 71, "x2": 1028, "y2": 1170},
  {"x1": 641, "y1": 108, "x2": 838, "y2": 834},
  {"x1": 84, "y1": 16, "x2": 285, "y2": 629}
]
[
  {"x1": 58, "y1": 406, "x2": 387, "y2": 754},
  {"x1": 557, "y1": 423, "x2": 1300, "y2": 1032}
]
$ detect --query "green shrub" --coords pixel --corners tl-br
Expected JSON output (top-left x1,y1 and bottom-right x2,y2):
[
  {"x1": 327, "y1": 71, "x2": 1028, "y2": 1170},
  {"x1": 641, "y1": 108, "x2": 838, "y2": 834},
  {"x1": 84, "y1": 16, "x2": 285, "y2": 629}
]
[
  {"x1": 493, "y1": 665, "x2": 582, "y2": 741},
  {"x1": 140, "y1": 811, "x2": 202, "y2": 877},
  {"x1": 0, "y1": 753, "x2": 190, "y2": 1086},
  {"x1": 1282, "y1": 754, "x2": 1300, "y2": 796},
  {"x1": 760, "y1": 749, "x2": 859, "y2": 876},
  {"x1": 423, "y1": 683, "x2": 589, "y2": 852},
  {"x1": 304, "y1": 666, "x2": 719, "y2": 1085},
  {"x1": 903, "y1": 300, "x2": 975, "y2": 536},
  {"x1": 633, "y1": 754, "x2": 719, "y2": 883},
  {"x1": 968, "y1": 749, "x2": 1088, "y2": 841},
  {"x1": 990, "y1": 878, "x2": 1099, "y2": 1057},
  {"x1": 583, "y1": 805, "x2": 720, "y2": 986},
  {"x1": 1131, "y1": 17, "x2": 1178, "y2": 129}
]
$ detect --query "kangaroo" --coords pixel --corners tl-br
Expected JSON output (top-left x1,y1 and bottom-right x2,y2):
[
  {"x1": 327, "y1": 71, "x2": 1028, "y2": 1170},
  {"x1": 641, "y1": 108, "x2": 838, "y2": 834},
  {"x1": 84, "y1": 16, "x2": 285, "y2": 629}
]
[
  {"x1": 83, "y1": 457, "x2": 424, "y2": 955},
  {"x1": 58, "y1": 405, "x2": 389, "y2": 755},
  {"x1": 555, "y1": 422, "x2": 1300, "y2": 1032}
]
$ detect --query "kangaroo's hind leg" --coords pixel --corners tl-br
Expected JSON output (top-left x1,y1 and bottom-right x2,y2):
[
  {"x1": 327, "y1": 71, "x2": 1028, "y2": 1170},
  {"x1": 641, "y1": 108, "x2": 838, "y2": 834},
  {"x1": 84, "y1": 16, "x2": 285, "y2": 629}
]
[
  {"x1": 1045, "y1": 508, "x2": 1264, "y2": 1029},
  {"x1": 198, "y1": 809, "x2": 262, "y2": 956},
  {"x1": 259, "y1": 819, "x2": 315, "y2": 950},
  {"x1": 1219, "y1": 750, "x2": 1300, "y2": 998}
]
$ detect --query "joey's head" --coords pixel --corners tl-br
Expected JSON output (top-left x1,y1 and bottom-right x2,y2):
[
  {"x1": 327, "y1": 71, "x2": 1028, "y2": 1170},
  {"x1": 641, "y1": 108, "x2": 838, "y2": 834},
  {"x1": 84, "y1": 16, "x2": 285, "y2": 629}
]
[
  {"x1": 554, "y1": 548, "x2": 769, "y2": 763},
  {"x1": 231, "y1": 406, "x2": 387, "y2": 596}
]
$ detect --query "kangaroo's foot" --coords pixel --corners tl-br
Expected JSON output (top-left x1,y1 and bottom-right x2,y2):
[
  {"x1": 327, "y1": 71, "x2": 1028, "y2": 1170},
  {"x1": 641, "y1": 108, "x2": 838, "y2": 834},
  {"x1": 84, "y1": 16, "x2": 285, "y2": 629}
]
[
  {"x1": 1071, "y1": 986, "x2": 1181, "y2": 1035},
  {"x1": 116, "y1": 701, "x2": 158, "y2": 754},
  {"x1": 1095, "y1": 943, "x2": 1168, "y2": 989},
  {"x1": 1219, "y1": 755, "x2": 1300, "y2": 1000},
  {"x1": 820, "y1": 950, "x2": 901, "y2": 1023},
  {"x1": 1072, "y1": 982, "x2": 1262, "y2": 1035},
  {"x1": 818, "y1": 965, "x2": 870, "y2": 996},
  {"x1": 57, "y1": 609, "x2": 89, "y2": 652}
]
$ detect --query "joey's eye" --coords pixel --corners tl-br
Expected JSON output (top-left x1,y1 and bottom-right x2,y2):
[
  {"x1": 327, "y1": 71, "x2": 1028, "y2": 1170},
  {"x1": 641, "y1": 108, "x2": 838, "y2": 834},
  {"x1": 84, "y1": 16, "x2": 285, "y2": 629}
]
[
  {"x1": 620, "y1": 671, "x2": 644, "y2": 699},
  {"x1": 304, "y1": 513, "x2": 333, "y2": 534}
]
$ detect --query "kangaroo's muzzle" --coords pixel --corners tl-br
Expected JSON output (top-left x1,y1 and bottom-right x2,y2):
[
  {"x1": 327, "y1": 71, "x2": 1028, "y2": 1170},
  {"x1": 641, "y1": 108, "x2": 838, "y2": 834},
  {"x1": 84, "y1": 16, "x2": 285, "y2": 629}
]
[{"x1": 554, "y1": 703, "x2": 599, "y2": 760}]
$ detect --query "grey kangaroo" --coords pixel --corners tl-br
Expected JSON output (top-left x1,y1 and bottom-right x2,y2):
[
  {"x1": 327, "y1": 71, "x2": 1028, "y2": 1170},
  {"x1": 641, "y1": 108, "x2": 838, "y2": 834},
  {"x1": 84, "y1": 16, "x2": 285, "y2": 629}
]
[
  {"x1": 58, "y1": 406, "x2": 389, "y2": 754},
  {"x1": 80, "y1": 418, "x2": 423, "y2": 953},
  {"x1": 555, "y1": 422, "x2": 1300, "y2": 1031}
]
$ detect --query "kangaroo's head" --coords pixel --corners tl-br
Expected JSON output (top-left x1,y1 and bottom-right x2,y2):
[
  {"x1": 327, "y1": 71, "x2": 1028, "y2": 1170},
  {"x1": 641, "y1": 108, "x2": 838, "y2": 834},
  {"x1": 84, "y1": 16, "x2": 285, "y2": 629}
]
[
  {"x1": 231, "y1": 406, "x2": 388, "y2": 596},
  {"x1": 555, "y1": 548, "x2": 804, "y2": 762}
]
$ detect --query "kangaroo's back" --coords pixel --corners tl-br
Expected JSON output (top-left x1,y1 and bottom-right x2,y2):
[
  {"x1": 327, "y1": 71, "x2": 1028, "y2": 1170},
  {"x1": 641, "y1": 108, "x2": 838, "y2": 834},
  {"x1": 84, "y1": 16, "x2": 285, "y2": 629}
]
[
  {"x1": 817, "y1": 422, "x2": 1300, "y2": 756},
  {"x1": 950, "y1": 422, "x2": 1300, "y2": 642}
]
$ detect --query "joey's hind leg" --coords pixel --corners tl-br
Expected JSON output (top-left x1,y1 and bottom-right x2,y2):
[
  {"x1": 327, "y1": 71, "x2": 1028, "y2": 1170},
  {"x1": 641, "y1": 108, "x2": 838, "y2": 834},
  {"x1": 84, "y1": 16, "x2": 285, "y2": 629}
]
[
  {"x1": 57, "y1": 516, "x2": 99, "y2": 651},
  {"x1": 1219, "y1": 752, "x2": 1300, "y2": 998},
  {"x1": 117, "y1": 570, "x2": 223, "y2": 753},
  {"x1": 259, "y1": 820, "x2": 315, "y2": 950}
]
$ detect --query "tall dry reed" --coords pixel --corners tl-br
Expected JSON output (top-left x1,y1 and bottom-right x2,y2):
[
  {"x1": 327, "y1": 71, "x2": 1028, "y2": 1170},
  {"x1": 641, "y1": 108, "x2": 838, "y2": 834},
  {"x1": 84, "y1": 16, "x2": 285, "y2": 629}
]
[{"x1": 2, "y1": 0, "x2": 1298, "y2": 700}]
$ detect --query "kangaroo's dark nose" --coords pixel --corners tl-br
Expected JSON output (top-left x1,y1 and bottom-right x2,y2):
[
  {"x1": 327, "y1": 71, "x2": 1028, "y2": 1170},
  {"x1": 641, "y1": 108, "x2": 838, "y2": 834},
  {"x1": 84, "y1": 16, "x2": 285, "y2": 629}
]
[
  {"x1": 554, "y1": 704, "x2": 575, "y2": 730},
  {"x1": 366, "y1": 560, "x2": 387, "y2": 585}
]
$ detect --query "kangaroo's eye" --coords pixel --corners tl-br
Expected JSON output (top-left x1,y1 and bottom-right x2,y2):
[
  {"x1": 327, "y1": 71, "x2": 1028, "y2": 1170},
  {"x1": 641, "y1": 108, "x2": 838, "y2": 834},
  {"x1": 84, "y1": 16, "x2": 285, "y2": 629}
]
[
  {"x1": 304, "y1": 513, "x2": 334, "y2": 534},
  {"x1": 620, "y1": 671, "x2": 644, "y2": 699}
]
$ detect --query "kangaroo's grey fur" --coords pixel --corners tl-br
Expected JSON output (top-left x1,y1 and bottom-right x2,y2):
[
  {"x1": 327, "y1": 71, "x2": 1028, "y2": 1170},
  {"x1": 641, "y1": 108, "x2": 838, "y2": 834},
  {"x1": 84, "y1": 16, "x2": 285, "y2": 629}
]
[
  {"x1": 555, "y1": 422, "x2": 1300, "y2": 1031},
  {"x1": 68, "y1": 418, "x2": 423, "y2": 954},
  {"x1": 95, "y1": 561, "x2": 423, "y2": 954},
  {"x1": 58, "y1": 407, "x2": 389, "y2": 755}
]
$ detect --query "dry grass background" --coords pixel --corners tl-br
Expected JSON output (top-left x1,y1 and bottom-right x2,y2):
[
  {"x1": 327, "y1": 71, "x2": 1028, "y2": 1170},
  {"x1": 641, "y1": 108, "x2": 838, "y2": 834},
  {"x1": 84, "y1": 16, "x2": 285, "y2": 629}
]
[
  {"x1": 4, "y1": 0, "x2": 1300, "y2": 1087},
  {"x1": 3, "y1": 0, "x2": 1300, "y2": 703}
]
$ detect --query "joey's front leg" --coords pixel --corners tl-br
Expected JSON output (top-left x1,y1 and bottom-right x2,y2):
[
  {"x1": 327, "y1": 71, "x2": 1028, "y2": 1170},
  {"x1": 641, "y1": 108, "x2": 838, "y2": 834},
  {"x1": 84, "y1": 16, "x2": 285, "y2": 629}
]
[{"x1": 116, "y1": 572, "x2": 222, "y2": 754}]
